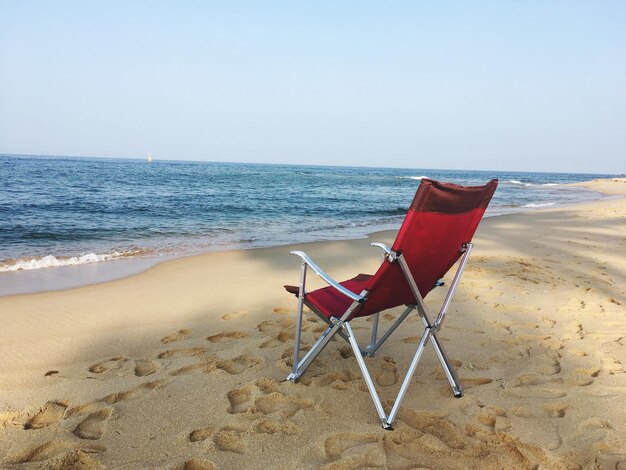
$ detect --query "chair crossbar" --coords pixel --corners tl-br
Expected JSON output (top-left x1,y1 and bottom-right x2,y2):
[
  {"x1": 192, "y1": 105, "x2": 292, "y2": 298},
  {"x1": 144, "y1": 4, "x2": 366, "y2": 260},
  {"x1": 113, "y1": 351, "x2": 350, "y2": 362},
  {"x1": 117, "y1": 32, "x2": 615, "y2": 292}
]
[
  {"x1": 307, "y1": 302, "x2": 356, "y2": 345},
  {"x1": 365, "y1": 306, "x2": 414, "y2": 356}
]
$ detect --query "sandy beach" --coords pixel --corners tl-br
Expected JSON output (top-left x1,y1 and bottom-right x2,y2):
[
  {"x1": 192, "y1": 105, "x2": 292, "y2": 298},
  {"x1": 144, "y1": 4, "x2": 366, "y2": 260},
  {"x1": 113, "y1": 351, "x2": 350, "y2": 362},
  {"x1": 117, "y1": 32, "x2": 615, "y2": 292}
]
[{"x1": 0, "y1": 178, "x2": 625, "y2": 469}]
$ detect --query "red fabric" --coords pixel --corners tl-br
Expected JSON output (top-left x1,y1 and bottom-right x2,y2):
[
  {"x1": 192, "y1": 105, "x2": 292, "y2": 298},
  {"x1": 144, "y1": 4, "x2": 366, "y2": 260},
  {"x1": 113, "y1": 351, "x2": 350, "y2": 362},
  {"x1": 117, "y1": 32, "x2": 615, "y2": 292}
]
[
  {"x1": 303, "y1": 274, "x2": 372, "y2": 318},
  {"x1": 285, "y1": 179, "x2": 498, "y2": 320},
  {"x1": 410, "y1": 179, "x2": 497, "y2": 213}
]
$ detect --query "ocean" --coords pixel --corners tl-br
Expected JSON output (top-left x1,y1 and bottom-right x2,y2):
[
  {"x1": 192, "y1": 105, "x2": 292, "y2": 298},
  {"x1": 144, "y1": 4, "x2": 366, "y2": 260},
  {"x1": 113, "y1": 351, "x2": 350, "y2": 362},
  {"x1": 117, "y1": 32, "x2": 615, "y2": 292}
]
[{"x1": 0, "y1": 154, "x2": 617, "y2": 292}]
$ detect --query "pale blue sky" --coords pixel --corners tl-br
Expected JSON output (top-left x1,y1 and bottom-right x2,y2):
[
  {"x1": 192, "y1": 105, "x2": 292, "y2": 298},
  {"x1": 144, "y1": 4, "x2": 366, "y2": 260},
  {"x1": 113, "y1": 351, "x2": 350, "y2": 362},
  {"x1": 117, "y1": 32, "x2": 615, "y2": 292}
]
[{"x1": 1, "y1": 1, "x2": 624, "y2": 173}]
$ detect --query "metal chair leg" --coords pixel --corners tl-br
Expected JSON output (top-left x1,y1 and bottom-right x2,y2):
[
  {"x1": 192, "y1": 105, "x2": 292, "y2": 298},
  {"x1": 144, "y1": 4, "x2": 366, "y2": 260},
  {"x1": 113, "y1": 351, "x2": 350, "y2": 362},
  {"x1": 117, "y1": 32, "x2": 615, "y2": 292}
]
[
  {"x1": 344, "y1": 322, "x2": 392, "y2": 429},
  {"x1": 430, "y1": 334, "x2": 462, "y2": 397},
  {"x1": 291, "y1": 262, "x2": 307, "y2": 378},
  {"x1": 386, "y1": 327, "x2": 431, "y2": 427}
]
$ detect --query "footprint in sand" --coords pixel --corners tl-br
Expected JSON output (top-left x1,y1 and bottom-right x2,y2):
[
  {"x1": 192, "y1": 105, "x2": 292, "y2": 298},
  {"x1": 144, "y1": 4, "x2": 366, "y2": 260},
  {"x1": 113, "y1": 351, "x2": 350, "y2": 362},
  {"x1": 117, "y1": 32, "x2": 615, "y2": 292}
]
[
  {"x1": 256, "y1": 377, "x2": 281, "y2": 393},
  {"x1": 213, "y1": 427, "x2": 246, "y2": 454},
  {"x1": 324, "y1": 432, "x2": 381, "y2": 461},
  {"x1": 24, "y1": 401, "x2": 68, "y2": 430},
  {"x1": 477, "y1": 414, "x2": 498, "y2": 430},
  {"x1": 314, "y1": 432, "x2": 385, "y2": 469},
  {"x1": 563, "y1": 368, "x2": 598, "y2": 387},
  {"x1": 402, "y1": 335, "x2": 422, "y2": 344},
  {"x1": 221, "y1": 310, "x2": 247, "y2": 321},
  {"x1": 88, "y1": 356, "x2": 127, "y2": 374},
  {"x1": 535, "y1": 357, "x2": 562, "y2": 376},
  {"x1": 509, "y1": 407, "x2": 537, "y2": 418},
  {"x1": 375, "y1": 357, "x2": 399, "y2": 387},
  {"x1": 158, "y1": 347, "x2": 208, "y2": 359},
  {"x1": 256, "y1": 318, "x2": 295, "y2": 333},
  {"x1": 601, "y1": 356, "x2": 624, "y2": 374},
  {"x1": 543, "y1": 403, "x2": 567, "y2": 418},
  {"x1": 461, "y1": 377, "x2": 494, "y2": 389},
  {"x1": 399, "y1": 409, "x2": 467, "y2": 450},
  {"x1": 134, "y1": 359, "x2": 160, "y2": 377},
  {"x1": 73, "y1": 408, "x2": 112, "y2": 440},
  {"x1": 217, "y1": 354, "x2": 264, "y2": 374},
  {"x1": 566, "y1": 417, "x2": 615, "y2": 449},
  {"x1": 181, "y1": 458, "x2": 216, "y2": 470},
  {"x1": 164, "y1": 349, "x2": 262, "y2": 376},
  {"x1": 514, "y1": 374, "x2": 546, "y2": 387},
  {"x1": 227, "y1": 377, "x2": 312, "y2": 418},
  {"x1": 254, "y1": 392, "x2": 313, "y2": 418},
  {"x1": 11, "y1": 440, "x2": 106, "y2": 464},
  {"x1": 65, "y1": 402, "x2": 106, "y2": 418},
  {"x1": 50, "y1": 450, "x2": 105, "y2": 469},
  {"x1": 258, "y1": 337, "x2": 281, "y2": 349},
  {"x1": 100, "y1": 379, "x2": 171, "y2": 404},
  {"x1": 170, "y1": 360, "x2": 218, "y2": 376},
  {"x1": 0, "y1": 410, "x2": 20, "y2": 428},
  {"x1": 334, "y1": 345, "x2": 353, "y2": 360},
  {"x1": 259, "y1": 331, "x2": 301, "y2": 349},
  {"x1": 273, "y1": 307, "x2": 291, "y2": 314},
  {"x1": 189, "y1": 426, "x2": 214, "y2": 442},
  {"x1": 227, "y1": 384, "x2": 256, "y2": 414},
  {"x1": 207, "y1": 331, "x2": 249, "y2": 343},
  {"x1": 383, "y1": 407, "x2": 562, "y2": 467},
  {"x1": 170, "y1": 355, "x2": 218, "y2": 376},
  {"x1": 161, "y1": 328, "x2": 192, "y2": 344},
  {"x1": 254, "y1": 419, "x2": 299, "y2": 435},
  {"x1": 314, "y1": 370, "x2": 361, "y2": 390}
]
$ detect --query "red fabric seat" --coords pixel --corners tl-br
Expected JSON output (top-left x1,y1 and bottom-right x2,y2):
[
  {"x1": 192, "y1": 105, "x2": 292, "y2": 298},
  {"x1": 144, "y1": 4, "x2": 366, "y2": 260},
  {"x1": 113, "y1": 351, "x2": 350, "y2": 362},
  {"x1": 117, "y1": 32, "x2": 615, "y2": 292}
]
[{"x1": 285, "y1": 273, "x2": 372, "y2": 319}]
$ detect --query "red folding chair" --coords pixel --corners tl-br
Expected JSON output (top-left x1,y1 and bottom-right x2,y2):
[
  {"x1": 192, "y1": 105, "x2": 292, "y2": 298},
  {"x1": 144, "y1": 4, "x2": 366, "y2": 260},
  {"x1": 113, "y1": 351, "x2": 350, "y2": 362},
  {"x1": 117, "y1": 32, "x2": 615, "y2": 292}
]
[{"x1": 284, "y1": 178, "x2": 498, "y2": 429}]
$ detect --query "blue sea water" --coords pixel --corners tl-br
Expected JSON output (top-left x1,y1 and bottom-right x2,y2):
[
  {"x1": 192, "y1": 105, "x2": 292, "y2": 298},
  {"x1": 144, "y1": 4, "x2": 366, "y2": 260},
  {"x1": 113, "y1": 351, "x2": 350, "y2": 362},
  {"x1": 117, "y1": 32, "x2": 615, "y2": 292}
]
[{"x1": 0, "y1": 154, "x2": 617, "y2": 273}]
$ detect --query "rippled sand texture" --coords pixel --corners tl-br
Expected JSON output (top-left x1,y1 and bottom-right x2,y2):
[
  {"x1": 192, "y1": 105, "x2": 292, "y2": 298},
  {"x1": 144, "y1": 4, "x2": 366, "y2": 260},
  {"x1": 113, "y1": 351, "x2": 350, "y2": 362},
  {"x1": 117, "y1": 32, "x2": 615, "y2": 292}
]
[{"x1": 0, "y1": 178, "x2": 625, "y2": 469}]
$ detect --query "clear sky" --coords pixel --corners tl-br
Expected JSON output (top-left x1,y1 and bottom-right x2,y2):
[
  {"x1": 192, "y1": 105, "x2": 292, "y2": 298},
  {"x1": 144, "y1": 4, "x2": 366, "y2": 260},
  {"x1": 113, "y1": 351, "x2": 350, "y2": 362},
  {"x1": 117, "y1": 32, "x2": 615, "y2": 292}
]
[{"x1": 1, "y1": 1, "x2": 624, "y2": 173}]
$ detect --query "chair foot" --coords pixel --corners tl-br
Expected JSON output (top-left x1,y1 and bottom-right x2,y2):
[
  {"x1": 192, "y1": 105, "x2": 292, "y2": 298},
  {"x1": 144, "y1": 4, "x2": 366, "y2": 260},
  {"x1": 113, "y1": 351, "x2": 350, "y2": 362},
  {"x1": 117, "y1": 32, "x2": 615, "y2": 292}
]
[
  {"x1": 286, "y1": 373, "x2": 300, "y2": 383},
  {"x1": 381, "y1": 419, "x2": 394, "y2": 431},
  {"x1": 452, "y1": 385, "x2": 463, "y2": 397}
]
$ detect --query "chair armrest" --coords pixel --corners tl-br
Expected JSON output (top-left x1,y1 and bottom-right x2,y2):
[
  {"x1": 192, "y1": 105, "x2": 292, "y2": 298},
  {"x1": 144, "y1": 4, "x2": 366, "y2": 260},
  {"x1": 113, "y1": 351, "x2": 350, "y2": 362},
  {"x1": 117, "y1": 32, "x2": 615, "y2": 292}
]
[
  {"x1": 290, "y1": 250, "x2": 365, "y2": 303},
  {"x1": 370, "y1": 242, "x2": 392, "y2": 255}
]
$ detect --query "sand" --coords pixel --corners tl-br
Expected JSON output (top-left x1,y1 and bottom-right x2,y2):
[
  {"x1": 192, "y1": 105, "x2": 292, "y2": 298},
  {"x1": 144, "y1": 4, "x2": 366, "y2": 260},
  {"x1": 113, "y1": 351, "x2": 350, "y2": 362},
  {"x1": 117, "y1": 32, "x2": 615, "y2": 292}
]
[{"x1": 0, "y1": 178, "x2": 625, "y2": 469}]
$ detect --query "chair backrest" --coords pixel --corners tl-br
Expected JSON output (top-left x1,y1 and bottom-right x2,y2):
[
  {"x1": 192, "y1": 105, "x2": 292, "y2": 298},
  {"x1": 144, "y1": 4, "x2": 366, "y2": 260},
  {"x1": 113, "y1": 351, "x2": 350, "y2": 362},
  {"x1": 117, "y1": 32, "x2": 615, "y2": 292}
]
[{"x1": 356, "y1": 178, "x2": 498, "y2": 317}]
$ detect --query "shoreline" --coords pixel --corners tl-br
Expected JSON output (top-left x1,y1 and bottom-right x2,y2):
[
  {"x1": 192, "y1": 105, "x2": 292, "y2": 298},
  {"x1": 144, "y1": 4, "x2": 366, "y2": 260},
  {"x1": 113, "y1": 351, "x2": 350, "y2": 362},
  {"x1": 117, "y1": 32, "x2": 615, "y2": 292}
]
[
  {"x1": 0, "y1": 180, "x2": 618, "y2": 298},
  {"x1": 0, "y1": 178, "x2": 625, "y2": 468}
]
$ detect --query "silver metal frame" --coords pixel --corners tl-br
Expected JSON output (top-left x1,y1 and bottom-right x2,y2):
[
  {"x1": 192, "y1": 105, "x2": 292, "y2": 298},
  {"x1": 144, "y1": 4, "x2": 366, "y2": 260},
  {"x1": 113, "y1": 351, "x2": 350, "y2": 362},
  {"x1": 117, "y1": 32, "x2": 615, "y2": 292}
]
[{"x1": 286, "y1": 242, "x2": 474, "y2": 429}]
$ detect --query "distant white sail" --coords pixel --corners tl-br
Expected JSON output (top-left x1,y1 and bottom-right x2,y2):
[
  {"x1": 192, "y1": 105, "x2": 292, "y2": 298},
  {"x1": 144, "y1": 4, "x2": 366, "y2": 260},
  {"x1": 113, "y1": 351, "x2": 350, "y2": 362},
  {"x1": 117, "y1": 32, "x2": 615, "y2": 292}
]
[{"x1": 148, "y1": 152, "x2": 153, "y2": 163}]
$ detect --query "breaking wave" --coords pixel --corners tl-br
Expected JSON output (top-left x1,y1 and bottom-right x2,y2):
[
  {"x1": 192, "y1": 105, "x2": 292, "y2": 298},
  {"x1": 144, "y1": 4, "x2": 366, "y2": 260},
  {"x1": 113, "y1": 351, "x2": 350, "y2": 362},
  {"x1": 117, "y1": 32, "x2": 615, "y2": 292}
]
[
  {"x1": 523, "y1": 202, "x2": 556, "y2": 208},
  {"x1": 398, "y1": 176, "x2": 429, "y2": 180},
  {"x1": 507, "y1": 180, "x2": 560, "y2": 187},
  {"x1": 0, "y1": 250, "x2": 149, "y2": 272}
]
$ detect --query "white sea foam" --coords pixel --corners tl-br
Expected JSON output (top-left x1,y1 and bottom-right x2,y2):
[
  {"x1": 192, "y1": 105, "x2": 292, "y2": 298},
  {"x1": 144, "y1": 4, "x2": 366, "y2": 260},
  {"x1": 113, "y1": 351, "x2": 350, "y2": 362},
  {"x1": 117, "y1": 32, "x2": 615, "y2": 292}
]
[
  {"x1": 0, "y1": 251, "x2": 135, "y2": 272},
  {"x1": 507, "y1": 179, "x2": 534, "y2": 187},
  {"x1": 398, "y1": 176, "x2": 429, "y2": 180},
  {"x1": 508, "y1": 180, "x2": 560, "y2": 187},
  {"x1": 523, "y1": 202, "x2": 556, "y2": 208}
]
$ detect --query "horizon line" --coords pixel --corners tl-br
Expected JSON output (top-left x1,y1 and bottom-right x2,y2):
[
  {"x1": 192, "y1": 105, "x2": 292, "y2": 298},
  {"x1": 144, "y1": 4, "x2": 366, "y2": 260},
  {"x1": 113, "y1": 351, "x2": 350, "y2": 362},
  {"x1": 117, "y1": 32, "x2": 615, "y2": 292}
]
[{"x1": 0, "y1": 152, "x2": 621, "y2": 177}]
